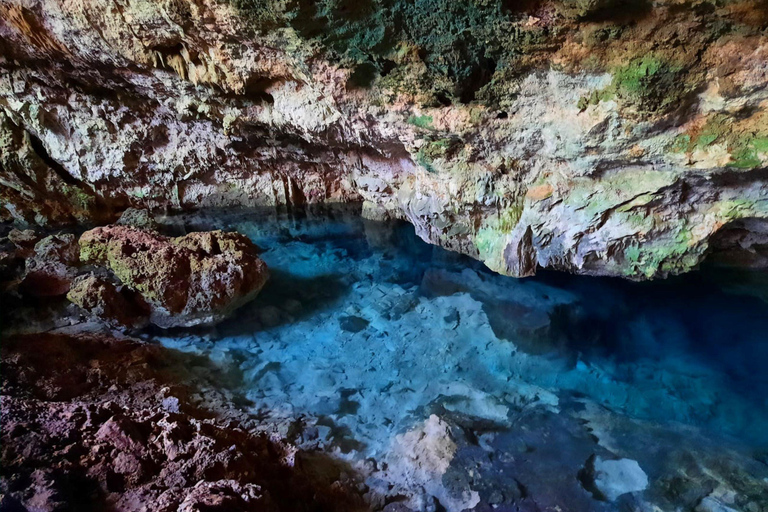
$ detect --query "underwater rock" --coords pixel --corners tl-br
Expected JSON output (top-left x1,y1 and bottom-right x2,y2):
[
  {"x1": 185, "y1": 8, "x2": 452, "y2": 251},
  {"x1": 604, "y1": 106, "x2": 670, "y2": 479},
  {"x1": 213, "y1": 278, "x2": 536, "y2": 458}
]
[
  {"x1": 581, "y1": 455, "x2": 649, "y2": 502},
  {"x1": 78, "y1": 226, "x2": 269, "y2": 328},
  {"x1": 385, "y1": 415, "x2": 480, "y2": 512},
  {"x1": 67, "y1": 273, "x2": 149, "y2": 328},
  {"x1": 20, "y1": 233, "x2": 79, "y2": 297}
]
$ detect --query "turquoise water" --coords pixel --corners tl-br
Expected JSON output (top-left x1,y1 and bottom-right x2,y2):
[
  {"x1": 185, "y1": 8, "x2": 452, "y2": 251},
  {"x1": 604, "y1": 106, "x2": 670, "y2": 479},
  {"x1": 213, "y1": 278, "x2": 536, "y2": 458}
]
[{"x1": 148, "y1": 208, "x2": 768, "y2": 510}]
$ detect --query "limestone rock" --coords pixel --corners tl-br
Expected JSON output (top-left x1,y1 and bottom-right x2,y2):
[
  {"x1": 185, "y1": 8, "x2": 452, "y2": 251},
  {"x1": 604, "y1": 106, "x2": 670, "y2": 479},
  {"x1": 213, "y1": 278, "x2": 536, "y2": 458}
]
[
  {"x1": 177, "y1": 480, "x2": 275, "y2": 512},
  {"x1": 7, "y1": 229, "x2": 40, "y2": 257},
  {"x1": 2, "y1": 0, "x2": 768, "y2": 280},
  {"x1": 581, "y1": 455, "x2": 649, "y2": 502},
  {"x1": 67, "y1": 273, "x2": 149, "y2": 328},
  {"x1": 116, "y1": 208, "x2": 159, "y2": 231},
  {"x1": 386, "y1": 415, "x2": 480, "y2": 512},
  {"x1": 0, "y1": 332, "x2": 366, "y2": 511},
  {"x1": 20, "y1": 234, "x2": 78, "y2": 296},
  {"x1": 78, "y1": 226, "x2": 269, "y2": 327}
]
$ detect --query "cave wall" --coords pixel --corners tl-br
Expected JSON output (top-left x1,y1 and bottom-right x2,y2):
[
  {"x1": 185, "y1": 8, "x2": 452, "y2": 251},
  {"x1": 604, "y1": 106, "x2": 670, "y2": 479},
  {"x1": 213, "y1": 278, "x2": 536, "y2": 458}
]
[{"x1": 1, "y1": 0, "x2": 768, "y2": 278}]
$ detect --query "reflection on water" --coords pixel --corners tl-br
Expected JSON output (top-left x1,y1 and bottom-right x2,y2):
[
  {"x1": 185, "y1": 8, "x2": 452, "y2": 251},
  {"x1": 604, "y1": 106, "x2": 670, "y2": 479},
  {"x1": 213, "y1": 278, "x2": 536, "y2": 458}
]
[{"x1": 147, "y1": 207, "x2": 768, "y2": 508}]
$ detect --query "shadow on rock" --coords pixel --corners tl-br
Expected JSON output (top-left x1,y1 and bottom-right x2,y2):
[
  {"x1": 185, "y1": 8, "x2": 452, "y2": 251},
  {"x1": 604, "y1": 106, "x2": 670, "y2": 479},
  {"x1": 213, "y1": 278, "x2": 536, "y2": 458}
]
[{"x1": 0, "y1": 332, "x2": 369, "y2": 512}]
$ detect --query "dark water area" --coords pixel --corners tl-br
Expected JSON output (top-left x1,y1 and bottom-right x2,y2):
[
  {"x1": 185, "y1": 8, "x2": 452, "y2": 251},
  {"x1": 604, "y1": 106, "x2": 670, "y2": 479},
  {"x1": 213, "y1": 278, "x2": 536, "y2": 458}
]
[{"x1": 145, "y1": 207, "x2": 768, "y2": 510}]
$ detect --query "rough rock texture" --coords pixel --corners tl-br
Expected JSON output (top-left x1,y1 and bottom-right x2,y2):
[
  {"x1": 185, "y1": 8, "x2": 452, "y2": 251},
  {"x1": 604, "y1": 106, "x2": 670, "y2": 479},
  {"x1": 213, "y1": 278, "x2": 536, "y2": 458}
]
[
  {"x1": 580, "y1": 455, "x2": 650, "y2": 502},
  {"x1": 384, "y1": 415, "x2": 479, "y2": 512},
  {"x1": 67, "y1": 273, "x2": 150, "y2": 328},
  {"x1": 19, "y1": 233, "x2": 78, "y2": 296},
  {"x1": 78, "y1": 226, "x2": 269, "y2": 327},
  {"x1": 2, "y1": 0, "x2": 768, "y2": 278},
  {"x1": 116, "y1": 207, "x2": 159, "y2": 230},
  {"x1": 0, "y1": 332, "x2": 367, "y2": 511},
  {"x1": 7, "y1": 228, "x2": 39, "y2": 257}
]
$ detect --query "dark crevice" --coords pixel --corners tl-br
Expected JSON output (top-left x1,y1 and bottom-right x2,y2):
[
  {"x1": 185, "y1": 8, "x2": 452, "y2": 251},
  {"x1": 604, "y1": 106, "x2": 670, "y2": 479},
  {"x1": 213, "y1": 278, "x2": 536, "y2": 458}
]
[{"x1": 26, "y1": 130, "x2": 81, "y2": 186}]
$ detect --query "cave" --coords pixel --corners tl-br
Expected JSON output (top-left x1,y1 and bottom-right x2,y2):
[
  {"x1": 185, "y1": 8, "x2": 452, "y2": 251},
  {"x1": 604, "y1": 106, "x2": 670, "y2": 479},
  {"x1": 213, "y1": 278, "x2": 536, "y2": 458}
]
[{"x1": 2, "y1": 0, "x2": 768, "y2": 511}]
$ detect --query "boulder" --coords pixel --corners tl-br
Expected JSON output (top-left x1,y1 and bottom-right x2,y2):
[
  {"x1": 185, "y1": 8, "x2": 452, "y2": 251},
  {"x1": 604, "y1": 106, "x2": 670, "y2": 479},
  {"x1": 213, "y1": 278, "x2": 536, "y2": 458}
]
[
  {"x1": 77, "y1": 226, "x2": 269, "y2": 328},
  {"x1": 20, "y1": 234, "x2": 79, "y2": 297},
  {"x1": 67, "y1": 274, "x2": 149, "y2": 328}
]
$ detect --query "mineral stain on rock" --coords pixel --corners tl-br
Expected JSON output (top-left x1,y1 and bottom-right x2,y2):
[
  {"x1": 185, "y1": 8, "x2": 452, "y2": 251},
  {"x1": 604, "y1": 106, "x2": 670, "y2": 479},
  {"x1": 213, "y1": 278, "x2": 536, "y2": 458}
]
[
  {"x1": 2, "y1": 0, "x2": 768, "y2": 510},
  {"x1": 2, "y1": 0, "x2": 768, "y2": 278}
]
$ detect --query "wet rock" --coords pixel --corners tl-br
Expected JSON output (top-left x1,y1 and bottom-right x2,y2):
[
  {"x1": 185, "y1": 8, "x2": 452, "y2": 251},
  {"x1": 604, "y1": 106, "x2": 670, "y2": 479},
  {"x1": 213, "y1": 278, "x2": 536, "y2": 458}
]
[
  {"x1": 20, "y1": 234, "x2": 79, "y2": 297},
  {"x1": 77, "y1": 226, "x2": 269, "y2": 328},
  {"x1": 339, "y1": 315, "x2": 369, "y2": 333},
  {"x1": 3, "y1": 0, "x2": 768, "y2": 280},
  {"x1": 696, "y1": 495, "x2": 740, "y2": 512},
  {"x1": 116, "y1": 208, "x2": 159, "y2": 231},
  {"x1": 386, "y1": 415, "x2": 480, "y2": 512},
  {"x1": 580, "y1": 454, "x2": 649, "y2": 502},
  {"x1": 67, "y1": 273, "x2": 149, "y2": 328}
]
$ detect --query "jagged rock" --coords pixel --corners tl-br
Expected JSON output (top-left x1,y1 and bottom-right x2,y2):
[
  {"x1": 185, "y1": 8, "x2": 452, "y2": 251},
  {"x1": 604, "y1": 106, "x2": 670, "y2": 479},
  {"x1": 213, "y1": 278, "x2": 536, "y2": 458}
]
[
  {"x1": 116, "y1": 208, "x2": 159, "y2": 231},
  {"x1": 2, "y1": 0, "x2": 768, "y2": 279},
  {"x1": 177, "y1": 480, "x2": 275, "y2": 512},
  {"x1": 77, "y1": 226, "x2": 269, "y2": 327},
  {"x1": 67, "y1": 273, "x2": 149, "y2": 328},
  {"x1": 0, "y1": 332, "x2": 366, "y2": 512},
  {"x1": 20, "y1": 234, "x2": 78, "y2": 296},
  {"x1": 7, "y1": 229, "x2": 40, "y2": 257},
  {"x1": 385, "y1": 415, "x2": 480, "y2": 512}
]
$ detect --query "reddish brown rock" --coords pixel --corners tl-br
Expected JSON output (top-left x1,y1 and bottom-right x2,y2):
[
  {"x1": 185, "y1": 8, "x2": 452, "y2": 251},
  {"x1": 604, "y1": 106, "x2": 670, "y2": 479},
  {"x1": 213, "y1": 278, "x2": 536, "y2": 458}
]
[
  {"x1": 0, "y1": 333, "x2": 366, "y2": 512},
  {"x1": 78, "y1": 226, "x2": 269, "y2": 327},
  {"x1": 178, "y1": 480, "x2": 275, "y2": 512}
]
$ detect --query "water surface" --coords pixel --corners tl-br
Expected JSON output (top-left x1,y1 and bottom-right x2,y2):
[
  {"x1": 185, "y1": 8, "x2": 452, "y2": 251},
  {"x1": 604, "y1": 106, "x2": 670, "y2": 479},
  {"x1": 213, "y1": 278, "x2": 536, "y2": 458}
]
[{"x1": 147, "y1": 208, "x2": 768, "y2": 510}]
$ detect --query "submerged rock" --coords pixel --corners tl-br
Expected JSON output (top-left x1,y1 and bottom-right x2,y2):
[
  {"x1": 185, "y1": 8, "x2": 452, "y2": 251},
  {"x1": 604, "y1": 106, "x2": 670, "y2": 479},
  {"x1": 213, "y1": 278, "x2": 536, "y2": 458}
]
[
  {"x1": 77, "y1": 226, "x2": 269, "y2": 328},
  {"x1": 385, "y1": 415, "x2": 480, "y2": 512},
  {"x1": 580, "y1": 455, "x2": 649, "y2": 502}
]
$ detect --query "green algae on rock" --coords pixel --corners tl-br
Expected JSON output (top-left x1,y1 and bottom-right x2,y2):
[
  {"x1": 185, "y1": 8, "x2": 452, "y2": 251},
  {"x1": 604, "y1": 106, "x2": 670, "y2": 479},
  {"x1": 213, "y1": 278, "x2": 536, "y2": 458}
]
[
  {"x1": 77, "y1": 226, "x2": 270, "y2": 327},
  {"x1": 2, "y1": 0, "x2": 768, "y2": 279}
]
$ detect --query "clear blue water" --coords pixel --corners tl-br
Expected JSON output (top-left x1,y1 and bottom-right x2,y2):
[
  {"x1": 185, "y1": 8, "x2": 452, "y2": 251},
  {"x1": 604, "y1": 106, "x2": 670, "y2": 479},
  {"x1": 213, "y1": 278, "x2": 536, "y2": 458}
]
[{"x1": 148, "y1": 208, "x2": 768, "y2": 510}]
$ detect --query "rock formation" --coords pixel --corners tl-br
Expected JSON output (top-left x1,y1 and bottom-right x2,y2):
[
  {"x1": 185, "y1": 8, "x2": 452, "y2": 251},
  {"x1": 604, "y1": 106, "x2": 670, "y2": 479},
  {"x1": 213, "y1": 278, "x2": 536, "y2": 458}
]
[
  {"x1": 67, "y1": 273, "x2": 150, "y2": 328},
  {"x1": 77, "y1": 226, "x2": 269, "y2": 327},
  {"x1": 0, "y1": 332, "x2": 366, "y2": 511},
  {"x1": 19, "y1": 233, "x2": 78, "y2": 296},
  {"x1": 1, "y1": 0, "x2": 767, "y2": 279}
]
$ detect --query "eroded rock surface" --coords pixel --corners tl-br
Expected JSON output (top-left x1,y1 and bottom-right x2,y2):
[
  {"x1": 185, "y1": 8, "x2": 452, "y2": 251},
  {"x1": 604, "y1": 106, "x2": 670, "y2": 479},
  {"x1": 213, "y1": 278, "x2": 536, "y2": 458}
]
[
  {"x1": 2, "y1": 0, "x2": 768, "y2": 278},
  {"x1": 67, "y1": 273, "x2": 149, "y2": 328},
  {"x1": 19, "y1": 233, "x2": 78, "y2": 296},
  {"x1": 77, "y1": 226, "x2": 269, "y2": 327},
  {"x1": 0, "y1": 332, "x2": 366, "y2": 512}
]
